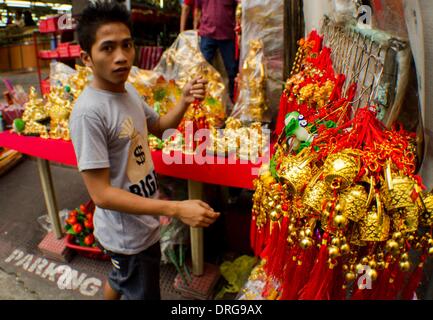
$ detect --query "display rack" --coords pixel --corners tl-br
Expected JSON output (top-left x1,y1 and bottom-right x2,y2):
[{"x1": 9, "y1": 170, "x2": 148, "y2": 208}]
[{"x1": 33, "y1": 15, "x2": 79, "y2": 96}]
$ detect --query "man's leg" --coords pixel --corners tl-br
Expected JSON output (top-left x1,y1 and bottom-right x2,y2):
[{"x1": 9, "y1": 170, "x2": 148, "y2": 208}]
[
  {"x1": 200, "y1": 36, "x2": 218, "y2": 64},
  {"x1": 217, "y1": 39, "x2": 238, "y2": 102}
]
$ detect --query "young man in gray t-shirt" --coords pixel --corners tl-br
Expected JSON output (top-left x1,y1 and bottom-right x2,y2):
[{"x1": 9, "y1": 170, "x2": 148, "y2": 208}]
[{"x1": 70, "y1": 1, "x2": 219, "y2": 300}]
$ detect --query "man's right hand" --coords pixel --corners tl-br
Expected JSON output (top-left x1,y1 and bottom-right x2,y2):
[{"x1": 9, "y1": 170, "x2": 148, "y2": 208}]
[{"x1": 172, "y1": 200, "x2": 220, "y2": 228}]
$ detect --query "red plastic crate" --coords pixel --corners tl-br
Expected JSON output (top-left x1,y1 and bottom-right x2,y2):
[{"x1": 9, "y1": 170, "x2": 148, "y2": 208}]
[
  {"x1": 39, "y1": 50, "x2": 50, "y2": 59},
  {"x1": 57, "y1": 44, "x2": 70, "y2": 58},
  {"x1": 48, "y1": 50, "x2": 59, "y2": 59},
  {"x1": 41, "y1": 79, "x2": 50, "y2": 95},
  {"x1": 69, "y1": 45, "x2": 81, "y2": 57},
  {"x1": 39, "y1": 20, "x2": 48, "y2": 33},
  {"x1": 46, "y1": 17, "x2": 59, "y2": 33},
  {"x1": 65, "y1": 235, "x2": 110, "y2": 261}
]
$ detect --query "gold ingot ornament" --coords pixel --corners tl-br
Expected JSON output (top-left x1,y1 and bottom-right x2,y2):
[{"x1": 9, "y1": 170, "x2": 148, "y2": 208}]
[{"x1": 322, "y1": 149, "x2": 361, "y2": 190}]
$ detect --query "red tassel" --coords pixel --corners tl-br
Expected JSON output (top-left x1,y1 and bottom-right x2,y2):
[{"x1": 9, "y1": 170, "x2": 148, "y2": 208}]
[
  {"x1": 279, "y1": 247, "x2": 299, "y2": 300},
  {"x1": 254, "y1": 227, "x2": 265, "y2": 257},
  {"x1": 268, "y1": 216, "x2": 290, "y2": 277},
  {"x1": 298, "y1": 233, "x2": 335, "y2": 300},
  {"x1": 372, "y1": 260, "x2": 398, "y2": 299},
  {"x1": 384, "y1": 267, "x2": 407, "y2": 300},
  {"x1": 401, "y1": 256, "x2": 426, "y2": 300},
  {"x1": 282, "y1": 247, "x2": 318, "y2": 300},
  {"x1": 330, "y1": 263, "x2": 346, "y2": 300},
  {"x1": 262, "y1": 222, "x2": 281, "y2": 274}
]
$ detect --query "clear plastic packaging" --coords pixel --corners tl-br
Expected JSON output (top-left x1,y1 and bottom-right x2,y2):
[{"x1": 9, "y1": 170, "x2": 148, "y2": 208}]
[
  {"x1": 231, "y1": 39, "x2": 268, "y2": 123},
  {"x1": 239, "y1": 0, "x2": 285, "y2": 123}
]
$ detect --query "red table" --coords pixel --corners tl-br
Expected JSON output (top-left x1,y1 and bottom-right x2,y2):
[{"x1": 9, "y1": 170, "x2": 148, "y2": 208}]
[{"x1": 0, "y1": 130, "x2": 264, "y2": 275}]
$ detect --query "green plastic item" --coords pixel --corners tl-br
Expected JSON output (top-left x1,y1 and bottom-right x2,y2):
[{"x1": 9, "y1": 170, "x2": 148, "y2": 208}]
[{"x1": 13, "y1": 118, "x2": 25, "y2": 133}]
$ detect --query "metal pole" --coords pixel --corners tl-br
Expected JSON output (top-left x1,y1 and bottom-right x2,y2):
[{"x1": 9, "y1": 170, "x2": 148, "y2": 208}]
[
  {"x1": 36, "y1": 158, "x2": 63, "y2": 239},
  {"x1": 187, "y1": 180, "x2": 204, "y2": 276}
]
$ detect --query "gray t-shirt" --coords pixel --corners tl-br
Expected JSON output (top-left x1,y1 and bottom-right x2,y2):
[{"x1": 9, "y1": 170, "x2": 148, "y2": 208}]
[{"x1": 69, "y1": 83, "x2": 161, "y2": 255}]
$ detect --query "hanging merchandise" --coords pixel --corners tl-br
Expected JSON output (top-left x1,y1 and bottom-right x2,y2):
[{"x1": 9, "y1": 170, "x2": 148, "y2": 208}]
[
  {"x1": 231, "y1": 39, "x2": 269, "y2": 123},
  {"x1": 246, "y1": 30, "x2": 433, "y2": 301},
  {"x1": 151, "y1": 30, "x2": 229, "y2": 127},
  {"x1": 239, "y1": 0, "x2": 284, "y2": 123}
]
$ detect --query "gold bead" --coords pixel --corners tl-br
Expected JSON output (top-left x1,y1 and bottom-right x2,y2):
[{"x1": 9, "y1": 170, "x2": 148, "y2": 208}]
[
  {"x1": 400, "y1": 253, "x2": 409, "y2": 261},
  {"x1": 345, "y1": 271, "x2": 356, "y2": 282},
  {"x1": 355, "y1": 264, "x2": 365, "y2": 273},
  {"x1": 361, "y1": 257, "x2": 369, "y2": 265},
  {"x1": 334, "y1": 215, "x2": 348, "y2": 229},
  {"x1": 328, "y1": 246, "x2": 341, "y2": 259},
  {"x1": 368, "y1": 260, "x2": 377, "y2": 269},
  {"x1": 300, "y1": 238, "x2": 313, "y2": 250},
  {"x1": 270, "y1": 210, "x2": 281, "y2": 222},
  {"x1": 376, "y1": 261, "x2": 385, "y2": 270},
  {"x1": 399, "y1": 261, "x2": 411, "y2": 272},
  {"x1": 393, "y1": 232, "x2": 402, "y2": 240},
  {"x1": 386, "y1": 240, "x2": 400, "y2": 254},
  {"x1": 340, "y1": 244, "x2": 351, "y2": 255},
  {"x1": 331, "y1": 238, "x2": 341, "y2": 247},
  {"x1": 428, "y1": 247, "x2": 433, "y2": 256},
  {"x1": 305, "y1": 228, "x2": 313, "y2": 238}
]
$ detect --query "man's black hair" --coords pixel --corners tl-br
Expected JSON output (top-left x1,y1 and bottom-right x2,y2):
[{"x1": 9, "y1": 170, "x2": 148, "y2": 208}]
[{"x1": 77, "y1": 0, "x2": 132, "y2": 54}]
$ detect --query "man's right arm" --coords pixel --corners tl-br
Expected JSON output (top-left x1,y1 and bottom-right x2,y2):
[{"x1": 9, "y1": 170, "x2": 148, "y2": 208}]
[
  {"x1": 180, "y1": 3, "x2": 191, "y2": 32},
  {"x1": 81, "y1": 168, "x2": 219, "y2": 228}
]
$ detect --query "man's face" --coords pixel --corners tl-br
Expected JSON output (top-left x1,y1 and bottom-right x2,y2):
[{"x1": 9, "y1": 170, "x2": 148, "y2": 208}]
[{"x1": 84, "y1": 22, "x2": 135, "y2": 87}]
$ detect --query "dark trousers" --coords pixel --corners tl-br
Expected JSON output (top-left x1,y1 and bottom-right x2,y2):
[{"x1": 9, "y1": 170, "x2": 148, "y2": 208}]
[{"x1": 200, "y1": 36, "x2": 238, "y2": 101}]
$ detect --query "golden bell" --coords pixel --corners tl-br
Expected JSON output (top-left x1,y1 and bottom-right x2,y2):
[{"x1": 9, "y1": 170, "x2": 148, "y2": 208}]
[
  {"x1": 359, "y1": 204, "x2": 390, "y2": 242},
  {"x1": 322, "y1": 149, "x2": 361, "y2": 190},
  {"x1": 350, "y1": 225, "x2": 367, "y2": 247},
  {"x1": 339, "y1": 185, "x2": 368, "y2": 222},
  {"x1": 278, "y1": 155, "x2": 313, "y2": 195},
  {"x1": 402, "y1": 206, "x2": 419, "y2": 233},
  {"x1": 419, "y1": 193, "x2": 433, "y2": 227},
  {"x1": 303, "y1": 180, "x2": 331, "y2": 215},
  {"x1": 381, "y1": 175, "x2": 416, "y2": 211}
]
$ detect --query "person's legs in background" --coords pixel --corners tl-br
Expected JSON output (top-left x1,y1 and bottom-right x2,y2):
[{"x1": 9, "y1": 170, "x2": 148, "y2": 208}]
[
  {"x1": 200, "y1": 36, "x2": 218, "y2": 66},
  {"x1": 217, "y1": 39, "x2": 238, "y2": 103}
]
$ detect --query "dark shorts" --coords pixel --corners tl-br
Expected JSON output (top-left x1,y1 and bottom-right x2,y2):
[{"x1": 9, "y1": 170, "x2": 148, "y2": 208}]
[{"x1": 106, "y1": 242, "x2": 161, "y2": 300}]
